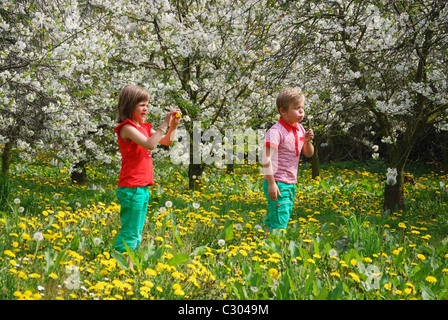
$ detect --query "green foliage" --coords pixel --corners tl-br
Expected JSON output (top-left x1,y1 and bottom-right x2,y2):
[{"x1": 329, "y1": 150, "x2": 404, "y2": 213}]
[{"x1": 1, "y1": 156, "x2": 447, "y2": 300}]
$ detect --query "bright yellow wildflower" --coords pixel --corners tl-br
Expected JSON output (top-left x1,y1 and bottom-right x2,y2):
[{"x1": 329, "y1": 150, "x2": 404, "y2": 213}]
[
  {"x1": 268, "y1": 268, "x2": 280, "y2": 279},
  {"x1": 4, "y1": 250, "x2": 16, "y2": 258},
  {"x1": 417, "y1": 254, "x2": 426, "y2": 261},
  {"x1": 330, "y1": 271, "x2": 340, "y2": 278},
  {"x1": 348, "y1": 272, "x2": 360, "y2": 283}
]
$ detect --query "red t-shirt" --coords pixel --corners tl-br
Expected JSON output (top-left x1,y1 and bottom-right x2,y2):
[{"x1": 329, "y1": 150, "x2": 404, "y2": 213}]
[{"x1": 115, "y1": 120, "x2": 154, "y2": 187}]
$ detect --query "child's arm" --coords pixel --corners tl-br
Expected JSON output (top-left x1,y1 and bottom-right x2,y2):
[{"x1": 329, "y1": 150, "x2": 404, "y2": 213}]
[
  {"x1": 119, "y1": 110, "x2": 180, "y2": 150},
  {"x1": 262, "y1": 146, "x2": 281, "y2": 200},
  {"x1": 302, "y1": 129, "x2": 314, "y2": 158}
]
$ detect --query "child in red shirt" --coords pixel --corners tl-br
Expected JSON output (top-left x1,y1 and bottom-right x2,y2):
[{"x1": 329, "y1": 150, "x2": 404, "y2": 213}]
[{"x1": 114, "y1": 84, "x2": 181, "y2": 268}]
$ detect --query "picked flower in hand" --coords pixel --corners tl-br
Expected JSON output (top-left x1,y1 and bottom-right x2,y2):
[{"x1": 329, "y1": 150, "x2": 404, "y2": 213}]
[{"x1": 307, "y1": 115, "x2": 313, "y2": 129}]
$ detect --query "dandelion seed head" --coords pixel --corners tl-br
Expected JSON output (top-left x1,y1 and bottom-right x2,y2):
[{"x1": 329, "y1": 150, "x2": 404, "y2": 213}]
[
  {"x1": 33, "y1": 232, "x2": 44, "y2": 241},
  {"x1": 329, "y1": 249, "x2": 338, "y2": 257}
]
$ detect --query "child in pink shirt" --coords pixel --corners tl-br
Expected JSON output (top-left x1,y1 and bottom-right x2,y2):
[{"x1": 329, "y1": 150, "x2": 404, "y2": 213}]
[{"x1": 262, "y1": 88, "x2": 314, "y2": 234}]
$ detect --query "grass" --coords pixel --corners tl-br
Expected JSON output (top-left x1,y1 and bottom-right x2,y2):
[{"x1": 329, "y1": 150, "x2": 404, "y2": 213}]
[{"x1": 1, "y1": 151, "x2": 448, "y2": 300}]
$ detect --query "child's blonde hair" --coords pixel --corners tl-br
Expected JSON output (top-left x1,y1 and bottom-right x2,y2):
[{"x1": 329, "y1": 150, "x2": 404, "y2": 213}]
[
  {"x1": 276, "y1": 88, "x2": 305, "y2": 114},
  {"x1": 117, "y1": 85, "x2": 150, "y2": 123}
]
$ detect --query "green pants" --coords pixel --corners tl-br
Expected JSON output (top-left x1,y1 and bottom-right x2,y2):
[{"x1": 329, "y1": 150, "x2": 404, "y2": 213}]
[
  {"x1": 114, "y1": 186, "x2": 149, "y2": 253},
  {"x1": 263, "y1": 180, "x2": 295, "y2": 231}
]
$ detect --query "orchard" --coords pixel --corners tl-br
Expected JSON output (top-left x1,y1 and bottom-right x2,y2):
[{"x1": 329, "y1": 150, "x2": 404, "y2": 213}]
[{"x1": 1, "y1": 0, "x2": 447, "y2": 303}]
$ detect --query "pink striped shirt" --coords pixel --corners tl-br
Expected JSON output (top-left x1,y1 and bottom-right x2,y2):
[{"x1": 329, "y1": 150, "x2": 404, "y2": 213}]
[{"x1": 265, "y1": 118, "x2": 306, "y2": 184}]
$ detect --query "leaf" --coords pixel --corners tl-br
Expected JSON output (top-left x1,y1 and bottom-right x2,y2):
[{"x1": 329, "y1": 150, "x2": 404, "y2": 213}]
[
  {"x1": 421, "y1": 285, "x2": 436, "y2": 300},
  {"x1": 150, "y1": 245, "x2": 165, "y2": 266},
  {"x1": 288, "y1": 240, "x2": 300, "y2": 258},
  {"x1": 321, "y1": 179, "x2": 330, "y2": 190},
  {"x1": 277, "y1": 271, "x2": 292, "y2": 300},
  {"x1": 321, "y1": 222, "x2": 331, "y2": 234},
  {"x1": 167, "y1": 254, "x2": 190, "y2": 266},
  {"x1": 172, "y1": 225, "x2": 183, "y2": 247},
  {"x1": 327, "y1": 281, "x2": 344, "y2": 300},
  {"x1": 123, "y1": 240, "x2": 142, "y2": 271},
  {"x1": 46, "y1": 249, "x2": 67, "y2": 273},
  {"x1": 70, "y1": 235, "x2": 79, "y2": 251},
  {"x1": 313, "y1": 287, "x2": 329, "y2": 300},
  {"x1": 220, "y1": 220, "x2": 234, "y2": 242},
  {"x1": 305, "y1": 268, "x2": 316, "y2": 293},
  {"x1": 111, "y1": 251, "x2": 129, "y2": 269},
  {"x1": 190, "y1": 245, "x2": 207, "y2": 256},
  {"x1": 44, "y1": 250, "x2": 55, "y2": 273}
]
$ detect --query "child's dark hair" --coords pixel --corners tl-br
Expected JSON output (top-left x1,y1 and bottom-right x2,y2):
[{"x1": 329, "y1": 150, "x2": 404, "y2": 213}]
[{"x1": 117, "y1": 85, "x2": 150, "y2": 123}]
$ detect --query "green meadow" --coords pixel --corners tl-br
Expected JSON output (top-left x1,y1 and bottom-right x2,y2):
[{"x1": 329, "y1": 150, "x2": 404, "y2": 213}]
[{"x1": 1, "y1": 152, "x2": 448, "y2": 300}]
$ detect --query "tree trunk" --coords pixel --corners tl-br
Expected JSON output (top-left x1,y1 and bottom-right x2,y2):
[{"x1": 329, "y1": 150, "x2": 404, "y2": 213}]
[
  {"x1": 311, "y1": 145, "x2": 320, "y2": 179},
  {"x1": 443, "y1": 133, "x2": 448, "y2": 172},
  {"x1": 226, "y1": 163, "x2": 234, "y2": 173},
  {"x1": 71, "y1": 161, "x2": 88, "y2": 184},
  {"x1": 384, "y1": 169, "x2": 405, "y2": 212},
  {"x1": 188, "y1": 162, "x2": 204, "y2": 190},
  {"x1": 1, "y1": 141, "x2": 13, "y2": 178}
]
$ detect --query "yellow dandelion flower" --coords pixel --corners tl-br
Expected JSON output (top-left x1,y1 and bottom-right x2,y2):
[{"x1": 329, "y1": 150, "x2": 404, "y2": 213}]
[
  {"x1": 417, "y1": 254, "x2": 426, "y2": 261},
  {"x1": 174, "y1": 289, "x2": 185, "y2": 296},
  {"x1": 4, "y1": 250, "x2": 16, "y2": 258},
  {"x1": 268, "y1": 268, "x2": 280, "y2": 279},
  {"x1": 425, "y1": 276, "x2": 437, "y2": 284},
  {"x1": 330, "y1": 271, "x2": 340, "y2": 278},
  {"x1": 172, "y1": 283, "x2": 182, "y2": 291},
  {"x1": 348, "y1": 272, "x2": 360, "y2": 283}
]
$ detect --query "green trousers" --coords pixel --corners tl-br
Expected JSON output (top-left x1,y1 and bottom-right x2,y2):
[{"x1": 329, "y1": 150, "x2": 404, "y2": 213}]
[
  {"x1": 263, "y1": 180, "x2": 295, "y2": 231},
  {"x1": 114, "y1": 186, "x2": 149, "y2": 253}
]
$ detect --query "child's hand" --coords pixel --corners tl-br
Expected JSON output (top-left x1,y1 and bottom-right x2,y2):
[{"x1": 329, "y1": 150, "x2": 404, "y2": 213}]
[
  {"x1": 268, "y1": 183, "x2": 281, "y2": 201},
  {"x1": 305, "y1": 129, "x2": 314, "y2": 142},
  {"x1": 170, "y1": 109, "x2": 182, "y2": 128},
  {"x1": 162, "y1": 109, "x2": 182, "y2": 129}
]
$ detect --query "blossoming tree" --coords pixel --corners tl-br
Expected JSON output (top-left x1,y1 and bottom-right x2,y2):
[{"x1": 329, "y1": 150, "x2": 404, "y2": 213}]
[
  {"x1": 283, "y1": 0, "x2": 448, "y2": 211},
  {"x1": 0, "y1": 0, "x2": 119, "y2": 180},
  {"x1": 132, "y1": 0, "x2": 291, "y2": 188}
]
